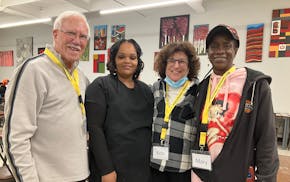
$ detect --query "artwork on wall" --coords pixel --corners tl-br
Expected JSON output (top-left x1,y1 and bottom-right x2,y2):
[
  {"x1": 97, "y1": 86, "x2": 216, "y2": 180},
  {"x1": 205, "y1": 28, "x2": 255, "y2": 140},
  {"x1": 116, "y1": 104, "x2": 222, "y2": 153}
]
[
  {"x1": 80, "y1": 40, "x2": 90, "y2": 61},
  {"x1": 153, "y1": 52, "x2": 159, "y2": 72},
  {"x1": 107, "y1": 48, "x2": 111, "y2": 63},
  {"x1": 193, "y1": 24, "x2": 209, "y2": 55},
  {"x1": 269, "y1": 8, "x2": 290, "y2": 57},
  {"x1": 16, "y1": 36, "x2": 33, "y2": 66},
  {"x1": 38, "y1": 47, "x2": 45, "y2": 54},
  {"x1": 159, "y1": 14, "x2": 189, "y2": 48},
  {"x1": 111, "y1": 25, "x2": 125, "y2": 43},
  {"x1": 94, "y1": 25, "x2": 107, "y2": 50},
  {"x1": 93, "y1": 53, "x2": 105, "y2": 73},
  {"x1": 245, "y1": 23, "x2": 264, "y2": 63},
  {"x1": 0, "y1": 50, "x2": 13, "y2": 66}
]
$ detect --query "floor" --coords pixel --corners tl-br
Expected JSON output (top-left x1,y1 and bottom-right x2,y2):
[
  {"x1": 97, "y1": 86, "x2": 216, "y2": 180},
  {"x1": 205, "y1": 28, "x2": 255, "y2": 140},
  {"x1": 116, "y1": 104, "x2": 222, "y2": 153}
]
[
  {"x1": 0, "y1": 149, "x2": 289, "y2": 181},
  {"x1": 278, "y1": 147, "x2": 290, "y2": 182}
]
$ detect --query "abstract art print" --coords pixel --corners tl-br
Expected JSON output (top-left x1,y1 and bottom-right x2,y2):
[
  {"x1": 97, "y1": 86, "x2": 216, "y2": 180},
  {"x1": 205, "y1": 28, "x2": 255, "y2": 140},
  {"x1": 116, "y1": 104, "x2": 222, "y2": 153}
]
[
  {"x1": 245, "y1": 23, "x2": 264, "y2": 63},
  {"x1": 16, "y1": 36, "x2": 33, "y2": 66},
  {"x1": 269, "y1": 8, "x2": 290, "y2": 57},
  {"x1": 111, "y1": 25, "x2": 125, "y2": 43},
  {"x1": 93, "y1": 53, "x2": 105, "y2": 73},
  {"x1": 193, "y1": 24, "x2": 209, "y2": 55},
  {"x1": 159, "y1": 14, "x2": 189, "y2": 48},
  {"x1": 94, "y1": 25, "x2": 107, "y2": 50},
  {"x1": 0, "y1": 50, "x2": 13, "y2": 66}
]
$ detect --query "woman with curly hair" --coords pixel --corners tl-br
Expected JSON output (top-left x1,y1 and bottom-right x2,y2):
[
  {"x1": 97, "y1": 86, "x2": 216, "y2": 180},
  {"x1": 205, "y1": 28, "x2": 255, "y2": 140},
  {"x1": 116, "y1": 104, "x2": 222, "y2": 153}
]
[{"x1": 150, "y1": 41, "x2": 200, "y2": 182}]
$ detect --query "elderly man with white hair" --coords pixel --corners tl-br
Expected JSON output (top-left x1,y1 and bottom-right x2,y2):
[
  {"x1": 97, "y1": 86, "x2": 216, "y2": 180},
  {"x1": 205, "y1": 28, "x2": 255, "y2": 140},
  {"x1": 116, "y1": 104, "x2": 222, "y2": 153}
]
[{"x1": 3, "y1": 11, "x2": 90, "y2": 182}]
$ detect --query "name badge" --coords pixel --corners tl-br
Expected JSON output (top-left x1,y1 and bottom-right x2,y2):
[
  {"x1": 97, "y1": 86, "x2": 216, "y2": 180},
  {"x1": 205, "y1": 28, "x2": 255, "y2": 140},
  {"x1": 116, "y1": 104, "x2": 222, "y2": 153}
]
[
  {"x1": 153, "y1": 146, "x2": 169, "y2": 160},
  {"x1": 191, "y1": 150, "x2": 212, "y2": 171}
]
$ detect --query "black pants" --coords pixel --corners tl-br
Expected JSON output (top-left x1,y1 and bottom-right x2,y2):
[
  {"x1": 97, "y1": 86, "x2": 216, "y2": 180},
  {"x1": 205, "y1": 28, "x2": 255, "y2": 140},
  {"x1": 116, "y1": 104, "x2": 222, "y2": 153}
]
[{"x1": 151, "y1": 167, "x2": 191, "y2": 182}]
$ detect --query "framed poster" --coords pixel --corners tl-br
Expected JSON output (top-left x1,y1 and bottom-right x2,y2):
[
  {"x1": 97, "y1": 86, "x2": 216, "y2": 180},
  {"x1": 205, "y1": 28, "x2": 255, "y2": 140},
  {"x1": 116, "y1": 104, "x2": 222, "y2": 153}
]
[{"x1": 159, "y1": 14, "x2": 189, "y2": 48}]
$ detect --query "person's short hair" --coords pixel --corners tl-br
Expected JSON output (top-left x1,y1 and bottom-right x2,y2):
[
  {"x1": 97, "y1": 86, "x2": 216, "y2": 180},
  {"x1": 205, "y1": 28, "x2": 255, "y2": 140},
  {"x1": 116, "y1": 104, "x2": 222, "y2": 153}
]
[
  {"x1": 206, "y1": 24, "x2": 240, "y2": 49},
  {"x1": 107, "y1": 39, "x2": 144, "y2": 80},
  {"x1": 156, "y1": 41, "x2": 200, "y2": 80},
  {"x1": 53, "y1": 11, "x2": 90, "y2": 37}
]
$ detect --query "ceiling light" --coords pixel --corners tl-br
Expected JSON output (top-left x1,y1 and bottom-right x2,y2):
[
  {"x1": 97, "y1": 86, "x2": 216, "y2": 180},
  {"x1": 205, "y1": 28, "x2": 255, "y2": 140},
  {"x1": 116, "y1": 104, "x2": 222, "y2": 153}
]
[
  {"x1": 0, "y1": 18, "x2": 51, "y2": 29},
  {"x1": 100, "y1": 0, "x2": 191, "y2": 15}
]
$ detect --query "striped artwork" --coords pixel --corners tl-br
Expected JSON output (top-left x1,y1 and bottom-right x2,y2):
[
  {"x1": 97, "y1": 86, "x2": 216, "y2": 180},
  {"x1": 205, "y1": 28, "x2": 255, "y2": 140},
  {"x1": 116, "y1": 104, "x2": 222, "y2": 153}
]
[
  {"x1": 0, "y1": 50, "x2": 13, "y2": 66},
  {"x1": 245, "y1": 23, "x2": 264, "y2": 63},
  {"x1": 269, "y1": 8, "x2": 290, "y2": 57}
]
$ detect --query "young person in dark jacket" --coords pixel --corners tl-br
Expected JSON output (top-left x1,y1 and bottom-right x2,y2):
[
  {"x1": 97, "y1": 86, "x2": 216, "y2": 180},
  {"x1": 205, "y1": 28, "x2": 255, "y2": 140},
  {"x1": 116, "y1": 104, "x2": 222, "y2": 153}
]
[
  {"x1": 191, "y1": 24, "x2": 279, "y2": 182},
  {"x1": 85, "y1": 39, "x2": 153, "y2": 182}
]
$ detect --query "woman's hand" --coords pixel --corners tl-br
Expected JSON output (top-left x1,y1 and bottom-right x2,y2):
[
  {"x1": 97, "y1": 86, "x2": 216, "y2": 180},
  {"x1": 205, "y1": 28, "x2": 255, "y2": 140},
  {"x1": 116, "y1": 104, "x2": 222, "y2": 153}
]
[{"x1": 102, "y1": 171, "x2": 117, "y2": 182}]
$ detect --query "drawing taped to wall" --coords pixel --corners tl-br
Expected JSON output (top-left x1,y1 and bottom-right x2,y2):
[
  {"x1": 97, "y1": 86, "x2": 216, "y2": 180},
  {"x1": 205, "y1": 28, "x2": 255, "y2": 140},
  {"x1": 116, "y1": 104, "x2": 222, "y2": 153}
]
[
  {"x1": 93, "y1": 53, "x2": 105, "y2": 73},
  {"x1": 153, "y1": 52, "x2": 159, "y2": 72},
  {"x1": 16, "y1": 36, "x2": 33, "y2": 66},
  {"x1": 94, "y1": 25, "x2": 107, "y2": 50},
  {"x1": 0, "y1": 50, "x2": 13, "y2": 66},
  {"x1": 159, "y1": 14, "x2": 189, "y2": 48},
  {"x1": 269, "y1": 8, "x2": 290, "y2": 57},
  {"x1": 80, "y1": 40, "x2": 90, "y2": 61},
  {"x1": 245, "y1": 23, "x2": 264, "y2": 63},
  {"x1": 111, "y1": 25, "x2": 125, "y2": 43},
  {"x1": 193, "y1": 24, "x2": 208, "y2": 55}
]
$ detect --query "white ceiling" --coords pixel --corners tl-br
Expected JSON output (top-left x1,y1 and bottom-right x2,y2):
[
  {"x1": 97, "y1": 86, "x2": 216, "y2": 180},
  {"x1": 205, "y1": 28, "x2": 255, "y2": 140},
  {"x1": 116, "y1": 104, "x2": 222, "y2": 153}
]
[{"x1": 0, "y1": 0, "x2": 205, "y2": 26}]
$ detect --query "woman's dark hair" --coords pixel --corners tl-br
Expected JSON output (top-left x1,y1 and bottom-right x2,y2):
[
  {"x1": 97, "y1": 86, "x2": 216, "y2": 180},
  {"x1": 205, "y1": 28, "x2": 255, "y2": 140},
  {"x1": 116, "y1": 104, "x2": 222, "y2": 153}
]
[
  {"x1": 107, "y1": 39, "x2": 144, "y2": 79},
  {"x1": 156, "y1": 41, "x2": 200, "y2": 80}
]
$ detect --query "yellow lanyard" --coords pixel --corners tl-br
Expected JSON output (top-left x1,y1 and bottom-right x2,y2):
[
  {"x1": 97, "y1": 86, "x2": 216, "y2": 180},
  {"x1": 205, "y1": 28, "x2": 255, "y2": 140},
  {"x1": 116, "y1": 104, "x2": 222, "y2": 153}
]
[
  {"x1": 160, "y1": 80, "x2": 190, "y2": 141},
  {"x1": 44, "y1": 48, "x2": 85, "y2": 116},
  {"x1": 199, "y1": 66, "x2": 236, "y2": 147}
]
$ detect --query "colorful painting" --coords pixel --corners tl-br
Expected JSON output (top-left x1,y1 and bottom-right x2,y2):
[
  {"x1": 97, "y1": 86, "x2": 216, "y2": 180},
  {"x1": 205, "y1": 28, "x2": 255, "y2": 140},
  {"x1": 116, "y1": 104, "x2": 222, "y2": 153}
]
[
  {"x1": 16, "y1": 36, "x2": 33, "y2": 66},
  {"x1": 269, "y1": 8, "x2": 290, "y2": 57},
  {"x1": 153, "y1": 52, "x2": 159, "y2": 72},
  {"x1": 0, "y1": 50, "x2": 13, "y2": 66},
  {"x1": 93, "y1": 54, "x2": 105, "y2": 73},
  {"x1": 159, "y1": 14, "x2": 190, "y2": 48},
  {"x1": 107, "y1": 48, "x2": 111, "y2": 63},
  {"x1": 111, "y1": 25, "x2": 125, "y2": 43},
  {"x1": 38, "y1": 47, "x2": 45, "y2": 54},
  {"x1": 245, "y1": 23, "x2": 264, "y2": 63},
  {"x1": 94, "y1": 25, "x2": 107, "y2": 50},
  {"x1": 80, "y1": 40, "x2": 90, "y2": 61},
  {"x1": 193, "y1": 24, "x2": 209, "y2": 55}
]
